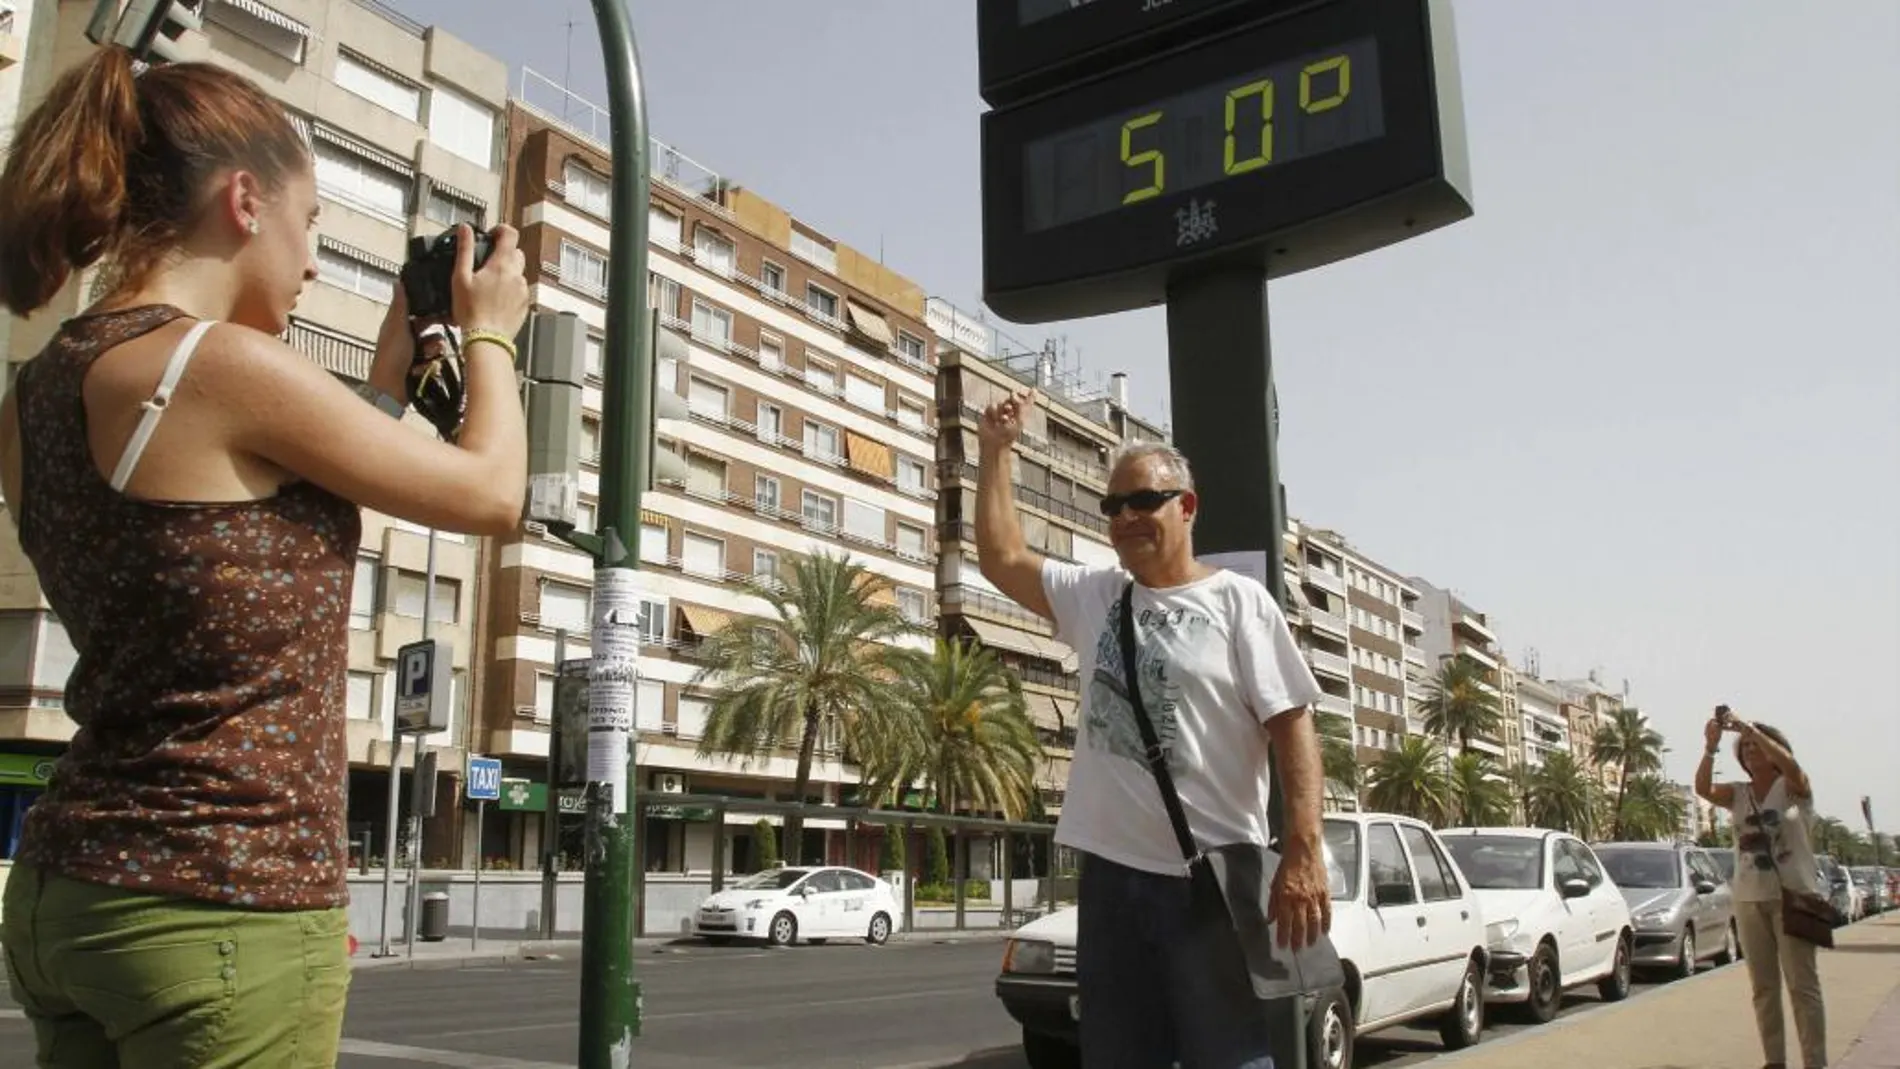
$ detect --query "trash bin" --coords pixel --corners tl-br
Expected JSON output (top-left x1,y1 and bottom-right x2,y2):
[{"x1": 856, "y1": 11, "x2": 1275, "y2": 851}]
[{"x1": 418, "y1": 891, "x2": 450, "y2": 943}]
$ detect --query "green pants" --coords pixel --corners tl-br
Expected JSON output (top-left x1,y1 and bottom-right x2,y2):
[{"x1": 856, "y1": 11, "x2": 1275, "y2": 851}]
[{"x1": 1, "y1": 863, "x2": 351, "y2": 1069}]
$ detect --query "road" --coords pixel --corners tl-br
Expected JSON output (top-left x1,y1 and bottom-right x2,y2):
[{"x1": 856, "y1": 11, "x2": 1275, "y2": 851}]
[{"x1": 0, "y1": 937, "x2": 1688, "y2": 1068}]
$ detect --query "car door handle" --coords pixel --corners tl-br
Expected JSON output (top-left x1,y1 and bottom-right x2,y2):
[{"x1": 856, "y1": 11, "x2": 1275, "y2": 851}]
[
  {"x1": 1460, "y1": 910, "x2": 1469, "y2": 921},
  {"x1": 1416, "y1": 916, "x2": 1428, "y2": 927}
]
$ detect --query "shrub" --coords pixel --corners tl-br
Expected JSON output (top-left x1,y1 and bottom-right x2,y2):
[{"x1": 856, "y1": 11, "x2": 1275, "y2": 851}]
[
  {"x1": 924, "y1": 826, "x2": 950, "y2": 886},
  {"x1": 753, "y1": 818, "x2": 780, "y2": 871}
]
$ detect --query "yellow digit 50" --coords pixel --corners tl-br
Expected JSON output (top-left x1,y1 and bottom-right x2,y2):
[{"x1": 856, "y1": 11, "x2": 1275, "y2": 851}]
[
  {"x1": 1222, "y1": 78, "x2": 1274, "y2": 176},
  {"x1": 1120, "y1": 110, "x2": 1165, "y2": 205},
  {"x1": 1300, "y1": 55, "x2": 1351, "y2": 113}
]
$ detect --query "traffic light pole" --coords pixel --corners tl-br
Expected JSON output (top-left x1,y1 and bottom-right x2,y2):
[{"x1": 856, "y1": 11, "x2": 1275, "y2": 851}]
[{"x1": 576, "y1": 1, "x2": 651, "y2": 1063}]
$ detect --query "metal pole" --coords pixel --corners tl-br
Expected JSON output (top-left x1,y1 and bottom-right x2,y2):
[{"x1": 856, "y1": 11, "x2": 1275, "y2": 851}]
[
  {"x1": 375, "y1": 726, "x2": 403, "y2": 957},
  {"x1": 541, "y1": 628, "x2": 567, "y2": 940},
  {"x1": 472, "y1": 799, "x2": 485, "y2": 950},
  {"x1": 580, "y1": 4, "x2": 652, "y2": 1058},
  {"x1": 405, "y1": 528, "x2": 439, "y2": 961}
]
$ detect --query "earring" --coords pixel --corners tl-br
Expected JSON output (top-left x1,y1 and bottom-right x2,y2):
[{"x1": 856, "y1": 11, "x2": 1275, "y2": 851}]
[{"x1": 246, "y1": 219, "x2": 260, "y2": 236}]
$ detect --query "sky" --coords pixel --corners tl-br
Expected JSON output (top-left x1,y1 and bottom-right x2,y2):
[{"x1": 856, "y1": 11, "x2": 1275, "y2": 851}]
[{"x1": 386, "y1": 0, "x2": 1900, "y2": 834}]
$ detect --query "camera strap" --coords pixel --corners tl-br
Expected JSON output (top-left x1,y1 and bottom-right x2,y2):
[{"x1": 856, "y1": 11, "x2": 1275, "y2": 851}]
[{"x1": 110, "y1": 319, "x2": 218, "y2": 493}]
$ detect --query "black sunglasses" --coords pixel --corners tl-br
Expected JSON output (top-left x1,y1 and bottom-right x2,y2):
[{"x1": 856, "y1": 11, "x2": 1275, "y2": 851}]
[{"x1": 1098, "y1": 488, "x2": 1185, "y2": 517}]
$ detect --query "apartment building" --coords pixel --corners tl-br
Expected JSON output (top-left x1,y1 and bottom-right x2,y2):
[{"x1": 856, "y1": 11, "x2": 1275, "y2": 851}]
[
  {"x1": 0, "y1": 0, "x2": 508, "y2": 863},
  {"x1": 472, "y1": 76, "x2": 940, "y2": 873},
  {"x1": 1553, "y1": 673, "x2": 1635, "y2": 793},
  {"x1": 1410, "y1": 580, "x2": 1513, "y2": 762},
  {"x1": 1515, "y1": 673, "x2": 1572, "y2": 769}
]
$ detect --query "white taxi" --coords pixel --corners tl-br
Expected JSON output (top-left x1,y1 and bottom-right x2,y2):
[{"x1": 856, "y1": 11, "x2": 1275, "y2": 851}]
[
  {"x1": 1438, "y1": 827, "x2": 1635, "y2": 1023},
  {"x1": 994, "y1": 813, "x2": 1491, "y2": 1069},
  {"x1": 693, "y1": 865, "x2": 901, "y2": 947}
]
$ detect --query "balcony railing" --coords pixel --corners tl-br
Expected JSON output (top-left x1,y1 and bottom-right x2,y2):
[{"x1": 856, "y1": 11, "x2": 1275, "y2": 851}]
[
  {"x1": 948, "y1": 461, "x2": 1107, "y2": 534},
  {"x1": 1306, "y1": 606, "x2": 1348, "y2": 637},
  {"x1": 1403, "y1": 645, "x2": 1428, "y2": 667},
  {"x1": 1306, "y1": 649, "x2": 1351, "y2": 679},
  {"x1": 1304, "y1": 565, "x2": 1346, "y2": 596},
  {"x1": 1400, "y1": 608, "x2": 1424, "y2": 632},
  {"x1": 1316, "y1": 693, "x2": 1353, "y2": 718}
]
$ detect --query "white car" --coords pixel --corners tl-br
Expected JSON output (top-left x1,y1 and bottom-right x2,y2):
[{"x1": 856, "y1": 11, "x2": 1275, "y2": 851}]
[
  {"x1": 1438, "y1": 827, "x2": 1635, "y2": 1023},
  {"x1": 993, "y1": 813, "x2": 1492, "y2": 1069},
  {"x1": 693, "y1": 865, "x2": 901, "y2": 947}
]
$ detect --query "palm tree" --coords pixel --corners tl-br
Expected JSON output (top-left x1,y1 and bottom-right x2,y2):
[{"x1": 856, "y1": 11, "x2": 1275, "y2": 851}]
[
  {"x1": 1527, "y1": 752, "x2": 1599, "y2": 838},
  {"x1": 1316, "y1": 713, "x2": 1361, "y2": 810},
  {"x1": 692, "y1": 551, "x2": 920, "y2": 862},
  {"x1": 1616, "y1": 774, "x2": 1689, "y2": 841},
  {"x1": 1416, "y1": 656, "x2": 1504, "y2": 754},
  {"x1": 1591, "y1": 706, "x2": 1666, "y2": 839},
  {"x1": 1813, "y1": 817, "x2": 1853, "y2": 857},
  {"x1": 865, "y1": 637, "x2": 1042, "y2": 820},
  {"x1": 1447, "y1": 753, "x2": 1514, "y2": 826},
  {"x1": 1502, "y1": 762, "x2": 1540, "y2": 826},
  {"x1": 1365, "y1": 736, "x2": 1452, "y2": 824}
]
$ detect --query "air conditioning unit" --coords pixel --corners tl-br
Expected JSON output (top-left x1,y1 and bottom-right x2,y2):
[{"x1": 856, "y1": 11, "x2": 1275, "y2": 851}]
[{"x1": 649, "y1": 772, "x2": 685, "y2": 794}]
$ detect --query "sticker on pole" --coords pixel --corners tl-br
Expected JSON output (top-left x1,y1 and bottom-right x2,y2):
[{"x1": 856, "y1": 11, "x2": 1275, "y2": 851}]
[{"x1": 587, "y1": 567, "x2": 642, "y2": 814}]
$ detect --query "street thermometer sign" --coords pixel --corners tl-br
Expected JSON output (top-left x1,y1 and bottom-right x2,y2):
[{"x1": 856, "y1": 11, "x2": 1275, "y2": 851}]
[{"x1": 979, "y1": 0, "x2": 1471, "y2": 322}]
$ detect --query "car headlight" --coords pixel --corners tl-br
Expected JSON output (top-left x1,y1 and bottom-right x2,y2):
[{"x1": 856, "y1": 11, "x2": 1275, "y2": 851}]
[
  {"x1": 1634, "y1": 908, "x2": 1677, "y2": 930},
  {"x1": 1484, "y1": 918, "x2": 1521, "y2": 948},
  {"x1": 744, "y1": 899, "x2": 766, "y2": 910},
  {"x1": 1002, "y1": 938, "x2": 1056, "y2": 975}
]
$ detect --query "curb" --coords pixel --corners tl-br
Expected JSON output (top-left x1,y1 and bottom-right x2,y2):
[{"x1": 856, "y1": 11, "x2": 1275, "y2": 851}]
[{"x1": 349, "y1": 928, "x2": 1013, "y2": 970}]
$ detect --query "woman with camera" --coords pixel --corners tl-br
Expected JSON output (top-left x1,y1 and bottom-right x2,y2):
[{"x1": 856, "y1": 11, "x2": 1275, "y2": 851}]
[
  {"x1": 0, "y1": 46, "x2": 528, "y2": 1068},
  {"x1": 1695, "y1": 709, "x2": 1829, "y2": 1069}
]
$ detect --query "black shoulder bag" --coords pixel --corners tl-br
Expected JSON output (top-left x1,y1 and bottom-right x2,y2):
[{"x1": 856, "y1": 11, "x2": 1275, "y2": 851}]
[{"x1": 1115, "y1": 584, "x2": 1344, "y2": 999}]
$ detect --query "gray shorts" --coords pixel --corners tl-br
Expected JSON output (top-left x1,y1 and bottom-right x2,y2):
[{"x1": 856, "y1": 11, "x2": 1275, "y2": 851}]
[{"x1": 1076, "y1": 853, "x2": 1277, "y2": 1069}]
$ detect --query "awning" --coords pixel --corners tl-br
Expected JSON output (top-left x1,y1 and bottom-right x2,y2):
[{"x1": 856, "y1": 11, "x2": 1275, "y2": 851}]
[
  {"x1": 1022, "y1": 692, "x2": 1064, "y2": 732},
  {"x1": 218, "y1": 0, "x2": 311, "y2": 38},
  {"x1": 640, "y1": 509, "x2": 672, "y2": 529},
  {"x1": 844, "y1": 432, "x2": 894, "y2": 480},
  {"x1": 964, "y1": 617, "x2": 1071, "y2": 665},
  {"x1": 312, "y1": 124, "x2": 413, "y2": 180},
  {"x1": 845, "y1": 300, "x2": 895, "y2": 348},
  {"x1": 677, "y1": 604, "x2": 734, "y2": 637},
  {"x1": 427, "y1": 176, "x2": 487, "y2": 213},
  {"x1": 317, "y1": 236, "x2": 401, "y2": 276}
]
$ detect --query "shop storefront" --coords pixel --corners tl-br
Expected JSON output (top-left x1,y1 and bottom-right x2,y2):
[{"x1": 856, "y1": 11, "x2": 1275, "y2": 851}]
[{"x1": 0, "y1": 751, "x2": 56, "y2": 859}]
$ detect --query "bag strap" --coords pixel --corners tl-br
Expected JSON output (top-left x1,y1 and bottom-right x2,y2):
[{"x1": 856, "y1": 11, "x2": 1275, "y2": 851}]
[{"x1": 1118, "y1": 583, "x2": 1200, "y2": 865}]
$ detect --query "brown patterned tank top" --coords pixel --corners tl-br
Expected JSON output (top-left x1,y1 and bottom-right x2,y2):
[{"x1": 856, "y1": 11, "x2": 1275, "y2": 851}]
[{"x1": 13, "y1": 305, "x2": 361, "y2": 910}]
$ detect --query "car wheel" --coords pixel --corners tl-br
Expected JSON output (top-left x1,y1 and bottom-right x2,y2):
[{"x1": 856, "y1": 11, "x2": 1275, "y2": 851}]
[
  {"x1": 866, "y1": 912, "x2": 892, "y2": 945},
  {"x1": 1308, "y1": 987, "x2": 1354, "y2": 1069},
  {"x1": 1717, "y1": 920, "x2": 1740, "y2": 965},
  {"x1": 767, "y1": 911, "x2": 798, "y2": 947},
  {"x1": 1437, "y1": 957, "x2": 1484, "y2": 1049},
  {"x1": 1598, "y1": 934, "x2": 1633, "y2": 1002},
  {"x1": 1524, "y1": 944, "x2": 1562, "y2": 1024},
  {"x1": 1674, "y1": 928, "x2": 1697, "y2": 980},
  {"x1": 1022, "y1": 1029, "x2": 1080, "y2": 1069}
]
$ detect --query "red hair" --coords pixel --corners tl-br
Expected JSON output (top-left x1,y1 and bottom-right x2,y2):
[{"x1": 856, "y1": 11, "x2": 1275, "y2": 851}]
[{"x1": 0, "y1": 46, "x2": 310, "y2": 315}]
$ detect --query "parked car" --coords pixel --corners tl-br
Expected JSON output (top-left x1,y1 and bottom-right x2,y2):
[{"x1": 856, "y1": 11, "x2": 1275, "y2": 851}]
[
  {"x1": 692, "y1": 865, "x2": 901, "y2": 947},
  {"x1": 1849, "y1": 867, "x2": 1890, "y2": 914},
  {"x1": 993, "y1": 813, "x2": 1492, "y2": 1069},
  {"x1": 1439, "y1": 827, "x2": 1634, "y2": 1024},
  {"x1": 1592, "y1": 841, "x2": 1738, "y2": 978},
  {"x1": 1816, "y1": 855, "x2": 1859, "y2": 923}
]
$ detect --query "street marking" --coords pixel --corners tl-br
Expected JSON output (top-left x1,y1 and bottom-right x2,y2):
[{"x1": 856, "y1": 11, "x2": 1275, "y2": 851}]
[{"x1": 338, "y1": 1038, "x2": 571, "y2": 1068}]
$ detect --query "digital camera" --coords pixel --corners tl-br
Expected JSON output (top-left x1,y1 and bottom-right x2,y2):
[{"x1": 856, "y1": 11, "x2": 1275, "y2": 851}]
[{"x1": 400, "y1": 227, "x2": 493, "y2": 321}]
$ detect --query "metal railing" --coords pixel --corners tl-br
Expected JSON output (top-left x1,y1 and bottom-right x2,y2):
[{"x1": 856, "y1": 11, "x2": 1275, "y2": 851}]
[
  {"x1": 1306, "y1": 606, "x2": 1349, "y2": 636},
  {"x1": 350, "y1": 0, "x2": 424, "y2": 36}
]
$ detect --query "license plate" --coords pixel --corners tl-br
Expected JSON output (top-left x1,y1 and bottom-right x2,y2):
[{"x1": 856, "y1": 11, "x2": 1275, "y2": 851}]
[{"x1": 1068, "y1": 994, "x2": 1081, "y2": 1021}]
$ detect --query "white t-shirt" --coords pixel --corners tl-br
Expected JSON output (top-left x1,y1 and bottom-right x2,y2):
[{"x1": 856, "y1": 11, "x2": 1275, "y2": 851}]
[
  {"x1": 1725, "y1": 776, "x2": 1822, "y2": 902},
  {"x1": 1042, "y1": 560, "x2": 1324, "y2": 876}
]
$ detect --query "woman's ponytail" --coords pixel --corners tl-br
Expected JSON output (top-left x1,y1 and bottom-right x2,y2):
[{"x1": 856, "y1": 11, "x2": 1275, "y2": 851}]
[{"x1": 0, "y1": 46, "x2": 143, "y2": 316}]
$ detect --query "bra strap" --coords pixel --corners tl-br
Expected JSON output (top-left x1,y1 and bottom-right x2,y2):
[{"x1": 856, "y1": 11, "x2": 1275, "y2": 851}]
[{"x1": 109, "y1": 319, "x2": 218, "y2": 493}]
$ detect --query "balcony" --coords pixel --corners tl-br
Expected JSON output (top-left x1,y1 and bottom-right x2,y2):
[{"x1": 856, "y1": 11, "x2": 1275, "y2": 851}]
[
  {"x1": 1459, "y1": 643, "x2": 1499, "y2": 670},
  {"x1": 1455, "y1": 611, "x2": 1496, "y2": 643},
  {"x1": 1305, "y1": 606, "x2": 1349, "y2": 638},
  {"x1": 1304, "y1": 565, "x2": 1346, "y2": 597},
  {"x1": 1307, "y1": 649, "x2": 1351, "y2": 680},
  {"x1": 1316, "y1": 692, "x2": 1353, "y2": 718},
  {"x1": 1404, "y1": 645, "x2": 1427, "y2": 667},
  {"x1": 1467, "y1": 735, "x2": 1507, "y2": 758},
  {"x1": 1400, "y1": 608, "x2": 1424, "y2": 632}
]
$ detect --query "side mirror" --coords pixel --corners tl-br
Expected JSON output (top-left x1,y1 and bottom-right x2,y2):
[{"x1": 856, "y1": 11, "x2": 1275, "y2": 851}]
[
  {"x1": 1373, "y1": 881, "x2": 1417, "y2": 908},
  {"x1": 1559, "y1": 878, "x2": 1591, "y2": 899},
  {"x1": 1694, "y1": 879, "x2": 1718, "y2": 895}
]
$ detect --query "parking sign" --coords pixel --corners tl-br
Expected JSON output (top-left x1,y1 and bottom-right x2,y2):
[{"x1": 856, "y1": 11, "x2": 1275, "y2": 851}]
[
  {"x1": 467, "y1": 756, "x2": 502, "y2": 803},
  {"x1": 394, "y1": 638, "x2": 453, "y2": 735}
]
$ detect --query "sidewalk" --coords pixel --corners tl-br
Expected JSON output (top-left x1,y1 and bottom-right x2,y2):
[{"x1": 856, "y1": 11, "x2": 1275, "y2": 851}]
[
  {"x1": 348, "y1": 926, "x2": 1013, "y2": 971},
  {"x1": 1441, "y1": 913, "x2": 1900, "y2": 1069}
]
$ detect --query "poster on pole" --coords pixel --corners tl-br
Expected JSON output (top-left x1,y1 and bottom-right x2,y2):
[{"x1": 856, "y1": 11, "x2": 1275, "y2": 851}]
[
  {"x1": 587, "y1": 567, "x2": 642, "y2": 814},
  {"x1": 552, "y1": 658, "x2": 591, "y2": 788},
  {"x1": 1200, "y1": 550, "x2": 1272, "y2": 593}
]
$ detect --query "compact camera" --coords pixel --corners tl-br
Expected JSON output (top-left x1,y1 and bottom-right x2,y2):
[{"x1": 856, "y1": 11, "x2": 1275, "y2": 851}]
[
  {"x1": 396, "y1": 227, "x2": 493, "y2": 441},
  {"x1": 400, "y1": 226, "x2": 493, "y2": 321}
]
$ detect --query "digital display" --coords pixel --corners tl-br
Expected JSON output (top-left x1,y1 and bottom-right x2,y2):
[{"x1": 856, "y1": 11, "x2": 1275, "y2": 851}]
[
  {"x1": 1024, "y1": 37, "x2": 1382, "y2": 233},
  {"x1": 1017, "y1": 0, "x2": 1099, "y2": 25}
]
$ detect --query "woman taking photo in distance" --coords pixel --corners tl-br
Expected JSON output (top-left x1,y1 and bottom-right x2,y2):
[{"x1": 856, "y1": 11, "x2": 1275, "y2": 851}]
[
  {"x1": 0, "y1": 46, "x2": 528, "y2": 1068},
  {"x1": 1695, "y1": 710, "x2": 1829, "y2": 1069}
]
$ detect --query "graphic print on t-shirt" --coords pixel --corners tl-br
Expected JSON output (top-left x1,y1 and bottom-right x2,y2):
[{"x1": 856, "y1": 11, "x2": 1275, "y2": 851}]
[{"x1": 1084, "y1": 601, "x2": 1214, "y2": 771}]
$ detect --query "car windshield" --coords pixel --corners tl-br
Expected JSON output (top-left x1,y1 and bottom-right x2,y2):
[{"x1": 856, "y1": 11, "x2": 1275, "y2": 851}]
[
  {"x1": 1442, "y1": 835, "x2": 1543, "y2": 889},
  {"x1": 1595, "y1": 848, "x2": 1681, "y2": 889},
  {"x1": 730, "y1": 868, "x2": 811, "y2": 891},
  {"x1": 1323, "y1": 820, "x2": 1359, "y2": 901}
]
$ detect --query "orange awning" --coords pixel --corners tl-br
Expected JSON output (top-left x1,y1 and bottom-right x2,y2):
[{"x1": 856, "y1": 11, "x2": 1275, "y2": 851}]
[{"x1": 844, "y1": 432, "x2": 895, "y2": 480}]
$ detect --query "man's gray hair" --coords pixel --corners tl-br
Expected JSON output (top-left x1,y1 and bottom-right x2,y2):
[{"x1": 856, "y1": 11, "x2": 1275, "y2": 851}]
[{"x1": 1111, "y1": 440, "x2": 1195, "y2": 490}]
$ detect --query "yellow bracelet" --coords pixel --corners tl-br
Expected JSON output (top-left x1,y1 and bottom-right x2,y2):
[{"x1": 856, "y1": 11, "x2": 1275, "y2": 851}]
[{"x1": 463, "y1": 328, "x2": 518, "y2": 361}]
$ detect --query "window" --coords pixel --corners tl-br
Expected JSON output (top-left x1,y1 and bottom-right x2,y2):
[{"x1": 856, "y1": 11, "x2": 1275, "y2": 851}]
[
  {"x1": 574, "y1": 500, "x2": 597, "y2": 535},
  {"x1": 685, "y1": 453, "x2": 726, "y2": 498},
  {"x1": 759, "y1": 335, "x2": 785, "y2": 372},
  {"x1": 540, "y1": 584, "x2": 590, "y2": 632},
  {"x1": 755, "y1": 475, "x2": 780, "y2": 513},
  {"x1": 1402, "y1": 825, "x2": 1461, "y2": 901},
  {"x1": 649, "y1": 273, "x2": 681, "y2": 320},
  {"x1": 803, "y1": 420, "x2": 839, "y2": 461},
  {"x1": 347, "y1": 672, "x2": 376, "y2": 720},
  {"x1": 561, "y1": 242, "x2": 608, "y2": 297},
  {"x1": 693, "y1": 227, "x2": 734, "y2": 277},
  {"x1": 753, "y1": 549, "x2": 780, "y2": 582},
  {"x1": 1366, "y1": 822, "x2": 1415, "y2": 899},
  {"x1": 843, "y1": 499, "x2": 886, "y2": 543},
  {"x1": 896, "y1": 523, "x2": 926, "y2": 560},
  {"x1": 640, "y1": 523, "x2": 669, "y2": 563},
  {"x1": 649, "y1": 206, "x2": 679, "y2": 246},
  {"x1": 801, "y1": 490, "x2": 837, "y2": 531},
  {"x1": 316, "y1": 246, "x2": 396, "y2": 303},
  {"x1": 790, "y1": 230, "x2": 836, "y2": 272},
  {"x1": 635, "y1": 598, "x2": 667, "y2": 645},
  {"x1": 690, "y1": 301, "x2": 732, "y2": 347},
  {"x1": 336, "y1": 51, "x2": 419, "y2": 119},
  {"x1": 392, "y1": 572, "x2": 459, "y2": 624},
  {"x1": 424, "y1": 189, "x2": 482, "y2": 229},
  {"x1": 580, "y1": 417, "x2": 600, "y2": 463},
  {"x1": 533, "y1": 672, "x2": 554, "y2": 724},
  {"x1": 563, "y1": 161, "x2": 611, "y2": 217},
  {"x1": 350, "y1": 555, "x2": 380, "y2": 629},
  {"x1": 637, "y1": 679, "x2": 665, "y2": 731},
  {"x1": 898, "y1": 589, "x2": 928, "y2": 624},
  {"x1": 687, "y1": 377, "x2": 729, "y2": 420},
  {"x1": 804, "y1": 356, "x2": 839, "y2": 394},
  {"x1": 897, "y1": 397, "x2": 927, "y2": 431},
  {"x1": 896, "y1": 332, "x2": 926, "y2": 364},
  {"x1": 760, "y1": 261, "x2": 785, "y2": 294},
  {"x1": 206, "y1": 0, "x2": 308, "y2": 62},
  {"x1": 313, "y1": 142, "x2": 408, "y2": 220},
  {"x1": 681, "y1": 533, "x2": 724, "y2": 578},
  {"x1": 844, "y1": 371, "x2": 884, "y2": 412},
  {"x1": 676, "y1": 695, "x2": 712, "y2": 739},
  {"x1": 583, "y1": 335, "x2": 604, "y2": 379},
  {"x1": 806, "y1": 283, "x2": 839, "y2": 321},
  {"x1": 896, "y1": 456, "x2": 926, "y2": 494},
  {"x1": 756, "y1": 403, "x2": 783, "y2": 446},
  {"x1": 427, "y1": 82, "x2": 495, "y2": 167}
]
